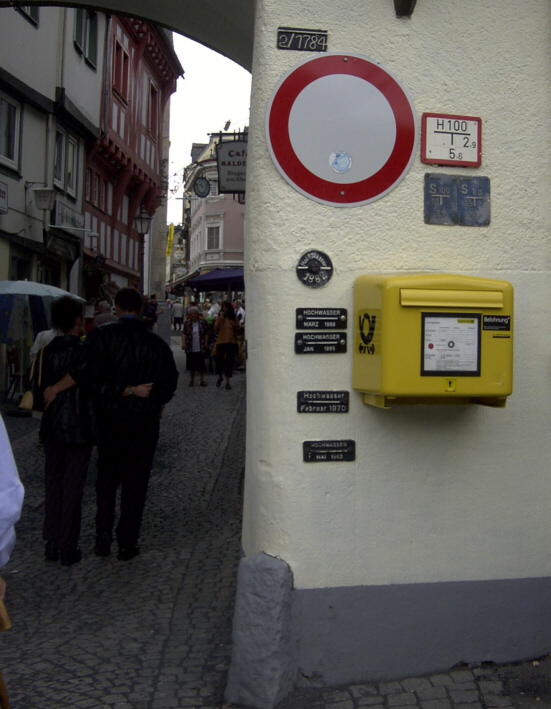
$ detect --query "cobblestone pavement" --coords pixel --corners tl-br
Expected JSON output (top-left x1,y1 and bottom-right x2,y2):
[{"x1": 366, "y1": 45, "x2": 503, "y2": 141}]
[{"x1": 1, "y1": 335, "x2": 550, "y2": 709}]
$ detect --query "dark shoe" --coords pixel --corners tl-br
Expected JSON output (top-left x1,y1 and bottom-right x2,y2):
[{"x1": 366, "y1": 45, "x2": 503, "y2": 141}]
[
  {"x1": 118, "y1": 546, "x2": 140, "y2": 561},
  {"x1": 94, "y1": 532, "x2": 112, "y2": 557},
  {"x1": 44, "y1": 540, "x2": 59, "y2": 562},
  {"x1": 200, "y1": 380, "x2": 207, "y2": 387},
  {"x1": 60, "y1": 548, "x2": 82, "y2": 566},
  {"x1": 216, "y1": 377, "x2": 223, "y2": 387},
  {"x1": 225, "y1": 382, "x2": 231, "y2": 390}
]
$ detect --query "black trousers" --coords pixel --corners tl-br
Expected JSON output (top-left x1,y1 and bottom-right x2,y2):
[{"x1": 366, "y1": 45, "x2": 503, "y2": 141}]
[
  {"x1": 95, "y1": 414, "x2": 160, "y2": 549},
  {"x1": 216, "y1": 342, "x2": 237, "y2": 379},
  {"x1": 43, "y1": 442, "x2": 92, "y2": 553}
]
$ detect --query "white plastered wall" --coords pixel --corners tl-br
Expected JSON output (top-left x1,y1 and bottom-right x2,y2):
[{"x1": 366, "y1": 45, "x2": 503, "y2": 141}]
[{"x1": 242, "y1": 0, "x2": 551, "y2": 589}]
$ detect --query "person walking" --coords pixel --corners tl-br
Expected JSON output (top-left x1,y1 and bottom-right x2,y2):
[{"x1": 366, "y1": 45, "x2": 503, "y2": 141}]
[
  {"x1": 44, "y1": 288, "x2": 178, "y2": 561},
  {"x1": 182, "y1": 306, "x2": 208, "y2": 387},
  {"x1": 38, "y1": 296, "x2": 93, "y2": 566},
  {"x1": 214, "y1": 301, "x2": 238, "y2": 390},
  {"x1": 93, "y1": 300, "x2": 117, "y2": 328},
  {"x1": 0, "y1": 411, "x2": 24, "y2": 708},
  {"x1": 172, "y1": 299, "x2": 184, "y2": 331}
]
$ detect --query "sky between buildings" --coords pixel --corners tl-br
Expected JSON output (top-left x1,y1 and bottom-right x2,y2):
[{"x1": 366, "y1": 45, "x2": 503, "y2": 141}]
[{"x1": 167, "y1": 34, "x2": 252, "y2": 225}]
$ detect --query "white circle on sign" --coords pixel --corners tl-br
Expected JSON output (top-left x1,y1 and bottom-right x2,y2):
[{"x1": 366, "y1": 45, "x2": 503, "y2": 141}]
[
  {"x1": 329, "y1": 151, "x2": 352, "y2": 173},
  {"x1": 288, "y1": 74, "x2": 396, "y2": 184}
]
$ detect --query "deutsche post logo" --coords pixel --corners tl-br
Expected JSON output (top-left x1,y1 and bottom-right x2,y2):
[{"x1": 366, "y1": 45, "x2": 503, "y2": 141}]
[{"x1": 358, "y1": 313, "x2": 376, "y2": 355}]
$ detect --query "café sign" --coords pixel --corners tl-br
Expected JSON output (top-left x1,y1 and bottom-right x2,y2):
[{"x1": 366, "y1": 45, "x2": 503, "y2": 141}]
[{"x1": 216, "y1": 140, "x2": 247, "y2": 193}]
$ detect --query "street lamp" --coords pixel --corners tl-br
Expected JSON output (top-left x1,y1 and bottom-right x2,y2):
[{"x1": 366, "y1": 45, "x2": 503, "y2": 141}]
[{"x1": 133, "y1": 206, "x2": 153, "y2": 293}]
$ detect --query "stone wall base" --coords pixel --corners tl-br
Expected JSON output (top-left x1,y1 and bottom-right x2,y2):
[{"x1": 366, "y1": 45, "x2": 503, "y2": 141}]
[{"x1": 226, "y1": 559, "x2": 551, "y2": 708}]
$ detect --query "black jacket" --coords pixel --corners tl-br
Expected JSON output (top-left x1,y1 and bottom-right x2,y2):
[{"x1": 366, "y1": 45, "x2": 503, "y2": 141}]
[
  {"x1": 71, "y1": 317, "x2": 178, "y2": 419},
  {"x1": 39, "y1": 335, "x2": 93, "y2": 445}
]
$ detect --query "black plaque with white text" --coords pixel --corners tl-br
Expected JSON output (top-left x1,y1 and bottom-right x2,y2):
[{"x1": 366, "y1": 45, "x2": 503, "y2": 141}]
[
  {"x1": 297, "y1": 391, "x2": 349, "y2": 414},
  {"x1": 303, "y1": 440, "x2": 356, "y2": 462},
  {"x1": 295, "y1": 332, "x2": 347, "y2": 354},
  {"x1": 296, "y1": 308, "x2": 347, "y2": 330}
]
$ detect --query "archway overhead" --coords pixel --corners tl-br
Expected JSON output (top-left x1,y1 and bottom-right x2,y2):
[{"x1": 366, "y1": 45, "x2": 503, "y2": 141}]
[{"x1": 2, "y1": 0, "x2": 255, "y2": 70}]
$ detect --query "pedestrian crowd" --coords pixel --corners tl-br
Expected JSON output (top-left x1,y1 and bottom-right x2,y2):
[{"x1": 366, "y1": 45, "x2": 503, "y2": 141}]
[
  {"x1": 2, "y1": 289, "x2": 245, "y2": 574},
  {"x1": 173, "y1": 297, "x2": 245, "y2": 390},
  {"x1": 5, "y1": 288, "x2": 179, "y2": 574},
  {"x1": 0, "y1": 286, "x2": 245, "y2": 707}
]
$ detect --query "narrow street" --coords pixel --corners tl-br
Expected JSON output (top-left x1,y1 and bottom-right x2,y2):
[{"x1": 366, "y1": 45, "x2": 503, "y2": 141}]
[{"x1": 1, "y1": 340, "x2": 245, "y2": 708}]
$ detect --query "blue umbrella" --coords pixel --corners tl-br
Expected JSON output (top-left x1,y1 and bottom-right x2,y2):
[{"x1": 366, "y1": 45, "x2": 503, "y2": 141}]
[
  {"x1": 0, "y1": 280, "x2": 84, "y2": 344},
  {"x1": 0, "y1": 281, "x2": 85, "y2": 402}
]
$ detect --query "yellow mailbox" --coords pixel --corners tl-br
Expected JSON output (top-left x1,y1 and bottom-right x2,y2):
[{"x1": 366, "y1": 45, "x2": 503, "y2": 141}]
[{"x1": 353, "y1": 274, "x2": 513, "y2": 408}]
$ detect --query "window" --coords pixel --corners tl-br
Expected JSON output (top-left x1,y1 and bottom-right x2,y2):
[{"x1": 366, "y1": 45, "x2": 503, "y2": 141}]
[
  {"x1": 14, "y1": 5, "x2": 39, "y2": 25},
  {"x1": 0, "y1": 92, "x2": 20, "y2": 169},
  {"x1": 113, "y1": 40, "x2": 129, "y2": 101},
  {"x1": 53, "y1": 130, "x2": 65, "y2": 186},
  {"x1": 74, "y1": 9, "x2": 97, "y2": 67},
  {"x1": 207, "y1": 226, "x2": 220, "y2": 250},
  {"x1": 209, "y1": 180, "x2": 219, "y2": 197},
  {"x1": 65, "y1": 136, "x2": 78, "y2": 196},
  {"x1": 148, "y1": 83, "x2": 159, "y2": 137},
  {"x1": 54, "y1": 128, "x2": 79, "y2": 196}
]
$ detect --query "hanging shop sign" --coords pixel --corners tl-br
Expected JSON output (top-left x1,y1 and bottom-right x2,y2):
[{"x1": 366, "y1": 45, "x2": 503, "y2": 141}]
[
  {"x1": 266, "y1": 53, "x2": 417, "y2": 207},
  {"x1": 216, "y1": 139, "x2": 247, "y2": 193},
  {"x1": 421, "y1": 113, "x2": 482, "y2": 167}
]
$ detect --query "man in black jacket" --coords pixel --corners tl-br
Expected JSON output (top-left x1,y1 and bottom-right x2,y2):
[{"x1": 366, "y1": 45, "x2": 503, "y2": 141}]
[
  {"x1": 40, "y1": 296, "x2": 92, "y2": 566},
  {"x1": 45, "y1": 288, "x2": 178, "y2": 561}
]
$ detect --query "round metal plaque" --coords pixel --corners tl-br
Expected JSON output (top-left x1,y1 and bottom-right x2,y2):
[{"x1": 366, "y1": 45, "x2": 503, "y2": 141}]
[{"x1": 296, "y1": 250, "x2": 333, "y2": 288}]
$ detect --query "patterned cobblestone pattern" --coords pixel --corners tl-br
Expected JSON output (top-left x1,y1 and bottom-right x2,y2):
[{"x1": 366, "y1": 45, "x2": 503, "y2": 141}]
[{"x1": 1, "y1": 337, "x2": 551, "y2": 709}]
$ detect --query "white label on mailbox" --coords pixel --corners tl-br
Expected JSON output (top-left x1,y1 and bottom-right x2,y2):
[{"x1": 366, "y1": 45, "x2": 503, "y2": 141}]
[{"x1": 423, "y1": 315, "x2": 480, "y2": 374}]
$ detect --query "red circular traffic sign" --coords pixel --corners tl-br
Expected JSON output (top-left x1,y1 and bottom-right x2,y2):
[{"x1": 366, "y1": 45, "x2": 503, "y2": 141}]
[{"x1": 266, "y1": 53, "x2": 417, "y2": 207}]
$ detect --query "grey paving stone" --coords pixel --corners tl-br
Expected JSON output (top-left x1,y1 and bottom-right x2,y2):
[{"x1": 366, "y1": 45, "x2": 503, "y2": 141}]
[
  {"x1": 349, "y1": 684, "x2": 378, "y2": 699},
  {"x1": 484, "y1": 696, "x2": 515, "y2": 707},
  {"x1": 450, "y1": 671, "x2": 475, "y2": 683},
  {"x1": 402, "y1": 678, "x2": 433, "y2": 692},
  {"x1": 431, "y1": 675, "x2": 455, "y2": 687},
  {"x1": 417, "y1": 687, "x2": 448, "y2": 700},
  {"x1": 478, "y1": 681, "x2": 504, "y2": 694},
  {"x1": 421, "y1": 700, "x2": 452, "y2": 709},
  {"x1": 380, "y1": 682, "x2": 405, "y2": 695},
  {"x1": 448, "y1": 690, "x2": 480, "y2": 703},
  {"x1": 357, "y1": 696, "x2": 385, "y2": 705},
  {"x1": 388, "y1": 692, "x2": 420, "y2": 705}
]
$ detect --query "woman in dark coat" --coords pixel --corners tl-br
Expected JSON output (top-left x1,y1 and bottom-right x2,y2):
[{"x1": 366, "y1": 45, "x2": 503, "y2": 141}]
[
  {"x1": 182, "y1": 306, "x2": 209, "y2": 386},
  {"x1": 39, "y1": 296, "x2": 93, "y2": 566}
]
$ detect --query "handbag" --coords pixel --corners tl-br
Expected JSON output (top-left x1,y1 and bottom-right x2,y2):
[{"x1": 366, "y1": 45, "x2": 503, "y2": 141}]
[{"x1": 18, "y1": 347, "x2": 44, "y2": 412}]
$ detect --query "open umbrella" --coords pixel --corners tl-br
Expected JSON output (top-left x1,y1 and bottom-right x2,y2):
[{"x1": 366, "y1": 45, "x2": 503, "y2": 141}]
[
  {"x1": 0, "y1": 281, "x2": 85, "y2": 401},
  {"x1": 0, "y1": 280, "x2": 84, "y2": 344}
]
